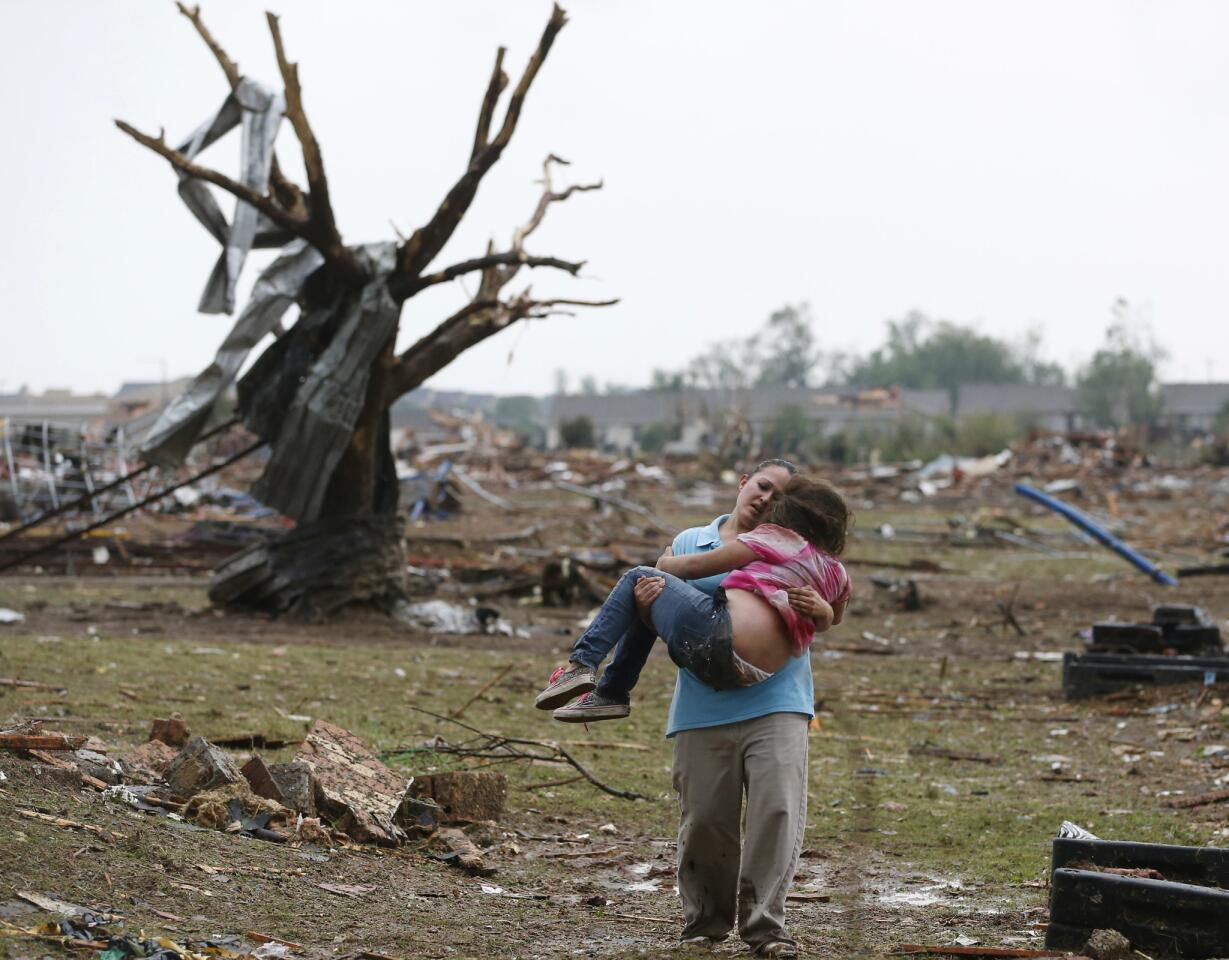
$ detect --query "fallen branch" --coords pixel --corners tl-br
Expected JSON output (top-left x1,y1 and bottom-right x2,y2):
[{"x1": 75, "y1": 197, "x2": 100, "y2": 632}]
[
  {"x1": 15, "y1": 808, "x2": 127, "y2": 842},
  {"x1": 910, "y1": 743, "x2": 1000, "y2": 764},
  {"x1": 609, "y1": 912, "x2": 675, "y2": 925},
  {"x1": 397, "y1": 706, "x2": 652, "y2": 801},
  {"x1": 0, "y1": 678, "x2": 66, "y2": 692},
  {"x1": 450, "y1": 661, "x2": 520, "y2": 719},
  {"x1": 521, "y1": 774, "x2": 586, "y2": 790},
  {"x1": 1166, "y1": 788, "x2": 1229, "y2": 809}
]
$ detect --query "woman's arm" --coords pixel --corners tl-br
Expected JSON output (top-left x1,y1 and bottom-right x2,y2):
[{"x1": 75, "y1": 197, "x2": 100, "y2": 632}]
[
  {"x1": 656, "y1": 541, "x2": 758, "y2": 580},
  {"x1": 830, "y1": 600, "x2": 847, "y2": 625}
]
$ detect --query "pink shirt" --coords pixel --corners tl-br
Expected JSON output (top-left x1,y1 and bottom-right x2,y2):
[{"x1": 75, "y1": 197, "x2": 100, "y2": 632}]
[{"x1": 722, "y1": 523, "x2": 852, "y2": 656}]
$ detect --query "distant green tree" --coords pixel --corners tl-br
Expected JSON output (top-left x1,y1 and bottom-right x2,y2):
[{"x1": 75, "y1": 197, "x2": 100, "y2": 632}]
[
  {"x1": 559, "y1": 415, "x2": 595, "y2": 449},
  {"x1": 1017, "y1": 327, "x2": 1066, "y2": 386},
  {"x1": 650, "y1": 369, "x2": 686, "y2": 392},
  {"x1": 1076, "y1": 311, "x2": 1163, "y2": 428},
  {"x1": 955, "y1": 412, "x2": 1019, "y2": 456},
  {"x1": 762, "y1": 404, "x2": 814, "y2": 457},
  {"x1": 1212, "y1": 398, "x2": 1229, "y2": 437},
  {"x1": 553, "y1": 368, "x2": 570, "y2": 396},
  {"x1": 687, "y1": 340, "x2": 757, "y2": 392},
  {"x1": 578, "y1": 374, "x2": 599, "y2": 395},
  {"x1": 846, "y1": 310, "x2": 1029, "y2": 409},
  {"x1": 493, "y1": 395, "x2": 540, "y2": 441},
  {"x1": 754, "y1": 303, "x2": 820, "y2": 388},
  {"x1": 637, "y1": 421, "x2": 679, "y2": 454}
]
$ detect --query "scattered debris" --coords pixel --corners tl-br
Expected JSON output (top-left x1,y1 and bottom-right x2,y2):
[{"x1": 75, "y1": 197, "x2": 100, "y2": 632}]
[
  {"x1": 1083, "y1": 929, "x2": 1131, "y2": 960},
  {"x1": 429, "y1": 827, "x2": 493, "y2": 875},
  {"x1": 0, "y1": 609, "x2": 25, "y2": 624}
]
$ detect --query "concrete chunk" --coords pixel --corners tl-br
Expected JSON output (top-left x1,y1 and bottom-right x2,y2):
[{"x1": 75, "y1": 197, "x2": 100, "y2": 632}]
[
  {"x1": 162, "y1": 735, "x2": 242, "y2": 798},
  {"x1": 268, "y1": 761, "x2": 316, "y2": 817}
]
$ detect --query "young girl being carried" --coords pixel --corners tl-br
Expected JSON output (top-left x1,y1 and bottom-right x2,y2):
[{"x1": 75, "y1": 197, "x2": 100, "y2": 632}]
[{"x1": 534, "y1": 475, "x2": 852, "y2": 721}]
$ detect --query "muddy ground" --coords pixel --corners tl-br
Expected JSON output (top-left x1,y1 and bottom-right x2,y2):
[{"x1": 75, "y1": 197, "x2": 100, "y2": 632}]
[{"x1": 1, "y1": 489, "x2": 1228, "y2": 959}]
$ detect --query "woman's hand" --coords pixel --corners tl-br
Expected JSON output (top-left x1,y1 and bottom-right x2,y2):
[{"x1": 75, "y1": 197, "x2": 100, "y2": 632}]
[
  {"x1": 633, "y1": 575, "x2": 665, "y2": 629},
  {"x1": 787, "y1": 587, "x2": 834, "y2": 631}
]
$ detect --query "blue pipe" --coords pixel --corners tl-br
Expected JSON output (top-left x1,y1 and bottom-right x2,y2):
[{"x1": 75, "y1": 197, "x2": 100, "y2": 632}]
[{"x1": 1014, "y1": 482, "x2": 1177, "y2": 586}]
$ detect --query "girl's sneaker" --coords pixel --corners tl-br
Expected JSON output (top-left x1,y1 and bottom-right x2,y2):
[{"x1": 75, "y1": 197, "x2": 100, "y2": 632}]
[
  {"x1": 534, "y1": 662, "x2": 596, "y2": 710},
  {"x1": 552, "y1": 691, "x2": 630, "y2": 722}
]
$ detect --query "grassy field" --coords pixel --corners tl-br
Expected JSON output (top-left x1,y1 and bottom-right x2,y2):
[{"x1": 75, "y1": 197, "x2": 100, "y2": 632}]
[{"x1": 1, "y1": 506, "x2": 1226, "y2": 959}]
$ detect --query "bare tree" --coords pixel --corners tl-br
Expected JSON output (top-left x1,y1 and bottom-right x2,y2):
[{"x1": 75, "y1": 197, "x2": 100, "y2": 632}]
[{"x1": 117, "y1": 4, "x2": 615, "y2": 618}]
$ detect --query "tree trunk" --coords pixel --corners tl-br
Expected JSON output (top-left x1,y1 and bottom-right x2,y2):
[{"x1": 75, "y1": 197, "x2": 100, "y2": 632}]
[
  {"x1": 208, "y1": 513, "x2": 406, "y2": 621},
  {"x1": 219, "y1": 293, "x2": 406, "y2": 620}
]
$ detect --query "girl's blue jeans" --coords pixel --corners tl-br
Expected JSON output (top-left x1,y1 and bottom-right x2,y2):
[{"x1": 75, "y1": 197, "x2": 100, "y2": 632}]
[{"x1": 571, "y1": 566, "x2": 741, "y2": 698}]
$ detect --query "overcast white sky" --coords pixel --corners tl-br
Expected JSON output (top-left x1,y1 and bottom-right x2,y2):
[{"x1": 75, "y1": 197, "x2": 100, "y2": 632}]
[{"x1": 3, "y1": 0, "x2": 1228, "y2": 397}]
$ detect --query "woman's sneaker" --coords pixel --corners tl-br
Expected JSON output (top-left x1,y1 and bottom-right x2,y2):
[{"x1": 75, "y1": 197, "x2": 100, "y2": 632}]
[
  {"x1": 534, "y1": 662, "x2": 596, "y2": 710},
  {"x1": 552, "y1": 691, "x2": 631, "y2": 723}
]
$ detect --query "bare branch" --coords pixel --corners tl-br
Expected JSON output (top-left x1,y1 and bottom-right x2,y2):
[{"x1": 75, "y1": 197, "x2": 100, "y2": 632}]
[
  {"x1": 266, "y1": 12, "x2": 345, "y2": 258},
  {"x1": 471, "y1": 48, "x2": 508, "y2": 162},
  {"x1": 175, "y1": 2, "x2": 306, "y2": 216},
  {"x1": 114, "y1": 119, "x2": 308, "y2": 239},
  {"x1": 488, "y1": 4, "x2": 569, "y2": 152},
  {"x1": 388, "y1": 291, "x2": 617, "y2": 399},
  {"x1": 511, "y1": 153, "x2": 602, "y2": 253},
  {"x1": 413, "y1": 252, "x2": 585, "y2": 292},
  {"x1": 175, "y1": 3, "x2": 241, "y2": 89},
  {"x1": 393, "y1": 4, "x2": 569, "y2": 288}
]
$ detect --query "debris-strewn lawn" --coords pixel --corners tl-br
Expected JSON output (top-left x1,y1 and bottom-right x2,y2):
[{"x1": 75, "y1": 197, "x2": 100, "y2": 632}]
[{"x1": 1, "y1": 518, "x2": 1226, "y2": 959}]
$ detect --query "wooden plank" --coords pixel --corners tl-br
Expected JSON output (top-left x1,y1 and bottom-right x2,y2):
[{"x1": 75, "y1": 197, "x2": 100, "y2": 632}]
[{"x1": 0, "y1": 733, "x2": 87, "y2": 751}]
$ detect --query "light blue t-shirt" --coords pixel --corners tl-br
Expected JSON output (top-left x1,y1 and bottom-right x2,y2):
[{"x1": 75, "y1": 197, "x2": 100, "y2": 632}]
[{"x1": 665, "y1": 514, "x2": 815, "y2": 737}]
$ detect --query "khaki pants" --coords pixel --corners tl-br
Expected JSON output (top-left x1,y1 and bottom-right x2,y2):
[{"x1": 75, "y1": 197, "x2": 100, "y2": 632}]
[{"x1": 672, "y1": 712, "x2": 809, "y2": 949}]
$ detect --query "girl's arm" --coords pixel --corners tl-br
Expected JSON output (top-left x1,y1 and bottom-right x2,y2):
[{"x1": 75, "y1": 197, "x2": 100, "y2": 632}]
[{"x1": 657, "y1": 541, "x2": 758, "y2": 580}]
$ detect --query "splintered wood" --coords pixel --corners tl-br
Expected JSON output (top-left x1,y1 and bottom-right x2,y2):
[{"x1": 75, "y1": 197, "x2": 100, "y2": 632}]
[{"x1": 0, "y1": 733, "x2": 87, "y2": 751}]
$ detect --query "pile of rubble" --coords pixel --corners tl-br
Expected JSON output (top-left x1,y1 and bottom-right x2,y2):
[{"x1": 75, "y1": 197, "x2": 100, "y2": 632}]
[{"x1": 1, "y1": 713, "x2": 508, "y2": 872}]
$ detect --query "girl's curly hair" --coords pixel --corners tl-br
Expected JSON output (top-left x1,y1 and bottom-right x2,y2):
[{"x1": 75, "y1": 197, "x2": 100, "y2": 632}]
[{"x1": 762, "y1": 475, "x2": 852, "y2": 555}]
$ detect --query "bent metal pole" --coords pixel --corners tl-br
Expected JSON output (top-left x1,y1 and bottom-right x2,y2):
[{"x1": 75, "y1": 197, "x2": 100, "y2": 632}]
[{"x1": 1014, "y1": 482, "x2": 1177, "y2": 586}]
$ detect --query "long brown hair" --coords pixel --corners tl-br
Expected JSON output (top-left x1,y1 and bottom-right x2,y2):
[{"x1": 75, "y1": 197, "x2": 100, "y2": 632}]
[{"x1": 762, "y1": 475, "x2": 851, "y2": 555}]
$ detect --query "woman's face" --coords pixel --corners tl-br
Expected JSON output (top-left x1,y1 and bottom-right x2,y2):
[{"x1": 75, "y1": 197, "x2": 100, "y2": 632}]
[{"x1": 733, "y1": 465, "x2": 792, "y2": 529}]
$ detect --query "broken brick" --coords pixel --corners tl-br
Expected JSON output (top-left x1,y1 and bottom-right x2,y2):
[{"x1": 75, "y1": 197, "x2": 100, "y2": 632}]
[
  {"x1": 121, "y1": 740, "x2": 180, "y2": 779},
  {"x1": 149, "y1": 714, "x2": 189, "y2": 748},
  {"x1": 296, "y1": 720, "x2": 406, "y2": 845},
  {"x1": 410, "y1": 771, "x2": 507, "y2": 823}
]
